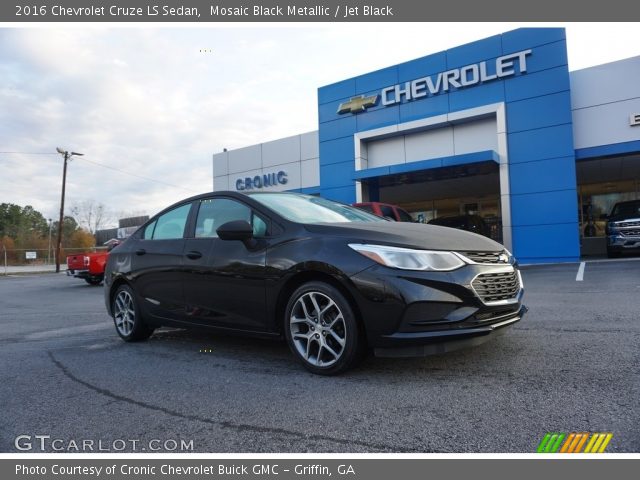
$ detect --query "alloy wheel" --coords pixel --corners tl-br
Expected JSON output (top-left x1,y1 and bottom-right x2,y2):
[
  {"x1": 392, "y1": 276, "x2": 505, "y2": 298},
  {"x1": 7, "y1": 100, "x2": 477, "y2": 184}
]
[
  {"x1": 289, "y1": 291, "x2": 347, "y2": 367},
  {"x1": 114, "y1": 289, "x2": 136, "y2": 337}
]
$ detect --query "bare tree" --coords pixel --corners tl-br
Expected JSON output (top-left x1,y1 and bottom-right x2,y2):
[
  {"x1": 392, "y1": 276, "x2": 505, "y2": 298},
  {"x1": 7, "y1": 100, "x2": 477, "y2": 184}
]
[{"x1": 70, "y1": 200, "x2": 115, "y2": 234}]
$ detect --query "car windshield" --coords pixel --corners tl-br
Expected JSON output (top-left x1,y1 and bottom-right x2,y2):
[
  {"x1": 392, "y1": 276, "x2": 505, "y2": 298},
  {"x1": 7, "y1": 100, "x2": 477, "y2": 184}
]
[
  {"x1": 250, "y1": 193, "x2": 385, "y2": 224},
  {"x1": 611, "y1": 201, "x2": 640, "y2": 217}
]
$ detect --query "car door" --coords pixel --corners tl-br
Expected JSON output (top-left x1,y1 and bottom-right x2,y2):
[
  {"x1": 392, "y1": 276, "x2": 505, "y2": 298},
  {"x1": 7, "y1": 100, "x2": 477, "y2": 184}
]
[
  {"x1": 182, "y1": 197, "x2": 269, "y2": 331},
  {"x1": 131, "y1": 202, "x2": 193, "y2": 322}
]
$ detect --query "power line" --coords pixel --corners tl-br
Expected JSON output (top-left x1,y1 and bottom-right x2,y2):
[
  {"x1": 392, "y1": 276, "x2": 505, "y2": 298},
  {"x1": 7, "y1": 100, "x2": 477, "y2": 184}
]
[
  {"x1": 1, "y1": 150, "x2": 197, "y2": 193},
  {"x1": 80, "y1": 156, "x2": 196, "y2": 192},
  {"x1": 0, "y1": 151, "x2": 57, "y2": 155}
]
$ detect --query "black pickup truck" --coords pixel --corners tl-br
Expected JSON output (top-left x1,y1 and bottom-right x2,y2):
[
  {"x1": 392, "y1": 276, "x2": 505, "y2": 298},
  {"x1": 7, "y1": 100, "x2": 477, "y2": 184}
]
[{"x1": 604, "y1": 200, "x2": 640, "y2": 258}]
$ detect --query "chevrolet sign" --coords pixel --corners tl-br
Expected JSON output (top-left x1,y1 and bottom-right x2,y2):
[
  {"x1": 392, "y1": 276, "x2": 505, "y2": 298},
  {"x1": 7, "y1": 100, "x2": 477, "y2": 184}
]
[
  {"x1": 337, "y1": 95, "x2": 379, "y2": 114},
  {"x1": 337, "y1": 49, "x2": 532, "y2": 114}
]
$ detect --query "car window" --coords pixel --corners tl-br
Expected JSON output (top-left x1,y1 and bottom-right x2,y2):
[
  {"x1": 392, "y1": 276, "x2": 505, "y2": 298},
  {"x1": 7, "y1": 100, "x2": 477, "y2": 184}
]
[
  {"x1": 611, "y1": 201, "x2": 640, "y2": 217},
  {"x1": 151, "y1": 203, "x2": 191, "y2": 240},
  {"x1": 195, "y1": 198, "x2": 267, "y2": 238},
  {"x1": 379, "y1": 205, "x2": 395, "y2": 219},
  {"x1": 397, "y1": 208, "x2": 413, "y2": 222},
  {"x1": 143, "y1": 220, "x2": 157, "y2": 240}
]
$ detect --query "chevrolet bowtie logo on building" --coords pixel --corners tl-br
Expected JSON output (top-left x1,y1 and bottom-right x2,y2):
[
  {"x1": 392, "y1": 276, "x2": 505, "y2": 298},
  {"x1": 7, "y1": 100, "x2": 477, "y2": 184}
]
[{"x1": 337, "y1": 94, "x2": 379, "y2": 114}]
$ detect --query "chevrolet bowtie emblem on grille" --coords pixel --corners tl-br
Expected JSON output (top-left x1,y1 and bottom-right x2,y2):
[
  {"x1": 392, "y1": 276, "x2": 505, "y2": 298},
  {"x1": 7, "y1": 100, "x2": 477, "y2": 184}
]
[{"x1": 337, "y1": 95, "x2": 379, "y2": 114}]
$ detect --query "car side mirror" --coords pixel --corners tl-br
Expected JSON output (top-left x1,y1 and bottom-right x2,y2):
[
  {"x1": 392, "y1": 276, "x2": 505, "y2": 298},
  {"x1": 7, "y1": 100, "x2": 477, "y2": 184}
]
[{"x1": 216, "y1": 220, "x2": 254, "y2": 241}]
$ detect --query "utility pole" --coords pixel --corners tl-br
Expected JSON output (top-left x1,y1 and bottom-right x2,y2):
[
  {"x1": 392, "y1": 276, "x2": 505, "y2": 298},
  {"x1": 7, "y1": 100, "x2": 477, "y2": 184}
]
[
  {"x1": 47, "y1": 218, "x2": 53, "y2": 265},
  {"x1": 55, "y1": 148, "x2": 83, "y2": 273}
]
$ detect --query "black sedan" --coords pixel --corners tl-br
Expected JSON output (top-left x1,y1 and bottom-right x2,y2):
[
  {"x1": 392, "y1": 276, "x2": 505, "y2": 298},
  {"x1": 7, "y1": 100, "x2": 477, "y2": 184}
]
[{"x1": 104, "y1": 192, "x2": 526, "y2": 375}]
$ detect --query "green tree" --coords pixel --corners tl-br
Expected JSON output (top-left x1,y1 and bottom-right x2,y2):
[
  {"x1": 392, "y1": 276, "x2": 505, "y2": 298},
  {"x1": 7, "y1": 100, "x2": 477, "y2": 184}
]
[
  {"x1": 0, "y1": 203, "x2": 49, "y2": 239},
  {"x1": 51, "y1": 216, "x2": 81, "y2": 247}
]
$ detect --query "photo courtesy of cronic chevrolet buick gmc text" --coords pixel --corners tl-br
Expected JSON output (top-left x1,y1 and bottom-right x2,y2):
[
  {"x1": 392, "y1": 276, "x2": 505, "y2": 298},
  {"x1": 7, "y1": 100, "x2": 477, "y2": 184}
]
[
  {"x1": 604, "y1": 199, "x2": 640, "y2": 258},
  {"x1": 104, "y1": 192, "x2": 526, "y2": 375}
]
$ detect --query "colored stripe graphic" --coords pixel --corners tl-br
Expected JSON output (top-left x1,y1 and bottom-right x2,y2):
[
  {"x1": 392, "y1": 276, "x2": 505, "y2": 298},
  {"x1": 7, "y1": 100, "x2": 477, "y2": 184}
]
[
  {"x1": 538, "y1": 432, "x2": 612, "y2": 453},
  {"x1": 559, "y1": 433, "x2": 576, "y2": 453},
  {"x1": 584, "y1": 433, "x2": 613, "y2": 453},
  {"x1": 584, "y1": 433, "x2": 599, "y2": 453},
  {"x1": 572, "y1": 433, "x2": 589, "y2": 453},
  {"x1": 537, "y1": 433, "x2": 565, "y2": 453},
  {"x1": 537, "y1": 433, "x2": 552, "y2": 453}
]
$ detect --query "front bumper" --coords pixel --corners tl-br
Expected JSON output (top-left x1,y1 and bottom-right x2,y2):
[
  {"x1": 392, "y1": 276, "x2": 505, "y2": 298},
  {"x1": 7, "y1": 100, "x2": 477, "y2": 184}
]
[
  {"x1": 374, "y1": 305, "x2": 527, "y2": 357},
  {"x1": 350, "y1": 262, "x2": 526, "y2": 355},
  {"x1": 607, "y1": 234, "x2": 640, "y2": 251}
]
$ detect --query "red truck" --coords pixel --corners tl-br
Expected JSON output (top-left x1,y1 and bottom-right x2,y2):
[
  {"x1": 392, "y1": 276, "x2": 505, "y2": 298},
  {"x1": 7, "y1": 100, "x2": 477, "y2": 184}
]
[
  {"x1": 66, "y1": 239, "x2": 120, "y2": 286},
  {"x1": 352, "y1": 201, "x2": 414, "y2": 222},
  {"x1": 66, "y1": 251, "x2": 109, "y2": 285}
]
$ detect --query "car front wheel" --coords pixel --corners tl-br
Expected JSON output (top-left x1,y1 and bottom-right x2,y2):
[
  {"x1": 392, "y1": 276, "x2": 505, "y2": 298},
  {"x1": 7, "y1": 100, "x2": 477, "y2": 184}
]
[
  {"x1": 284, "y1": 281, "x2": 364, "y2": 375},
  {"x1": 112, "y1": 284, "x2": 154, "y2": 342}
]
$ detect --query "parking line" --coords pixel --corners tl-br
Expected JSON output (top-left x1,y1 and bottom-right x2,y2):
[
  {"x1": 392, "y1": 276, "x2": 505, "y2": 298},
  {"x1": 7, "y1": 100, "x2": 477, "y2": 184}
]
[{"x1": 576, "y1": 262, "x2": 586, "y2": 281}]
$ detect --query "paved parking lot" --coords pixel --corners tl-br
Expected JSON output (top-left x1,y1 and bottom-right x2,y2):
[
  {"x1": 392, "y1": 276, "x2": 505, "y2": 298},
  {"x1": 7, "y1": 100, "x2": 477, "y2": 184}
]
[{"x1": 1, "y1": 260, "x2": 638, "y2": 452}]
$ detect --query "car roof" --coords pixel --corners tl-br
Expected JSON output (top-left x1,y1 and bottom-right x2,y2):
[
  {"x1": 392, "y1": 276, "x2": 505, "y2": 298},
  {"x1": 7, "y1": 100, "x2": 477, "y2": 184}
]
[{"x1": 171, "y1": 190, "x2": 307, "y2": 204}]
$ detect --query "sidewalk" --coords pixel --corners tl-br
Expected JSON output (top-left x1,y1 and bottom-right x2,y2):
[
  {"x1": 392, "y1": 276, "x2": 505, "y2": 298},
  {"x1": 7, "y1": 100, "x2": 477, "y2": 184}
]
[{"x1": 0, "y1": 264, "x2": 68, "y2": 275}]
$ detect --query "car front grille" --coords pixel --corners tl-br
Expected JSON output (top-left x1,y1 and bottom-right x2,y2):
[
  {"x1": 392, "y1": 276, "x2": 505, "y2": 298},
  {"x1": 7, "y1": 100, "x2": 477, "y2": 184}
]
[
  {"x1": 459, "y1": 251, "x2": 508, "y2": 264},
  {"x1": 472, "y1": 271, "x2": 520, "y2": 303},
  {"x1": 618, "y1": 221, "x2": 640, "y2": 228},
  {"x1": 620, "y1": 229, "x2": 640, "y2": 237}
]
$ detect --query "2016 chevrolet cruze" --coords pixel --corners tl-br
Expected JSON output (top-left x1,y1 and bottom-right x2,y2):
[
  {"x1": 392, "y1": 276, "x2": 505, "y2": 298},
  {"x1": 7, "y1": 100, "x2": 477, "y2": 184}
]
[{"x1": 105, "y1": 192, "x2": 526, "y2": 375}]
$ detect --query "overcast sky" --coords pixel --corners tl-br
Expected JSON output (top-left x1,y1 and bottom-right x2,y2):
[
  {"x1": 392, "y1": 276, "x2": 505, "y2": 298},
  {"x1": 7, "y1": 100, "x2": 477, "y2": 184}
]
[{"x1": 1, "y1": 23, "x2": 638, "y2": 226}]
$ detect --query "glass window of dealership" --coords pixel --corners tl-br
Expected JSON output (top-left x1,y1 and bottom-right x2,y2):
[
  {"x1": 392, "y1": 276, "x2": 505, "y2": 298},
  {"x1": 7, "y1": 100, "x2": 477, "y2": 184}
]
[{"x1": 213, "y1": 28, "x2": 640, "y2": 263}]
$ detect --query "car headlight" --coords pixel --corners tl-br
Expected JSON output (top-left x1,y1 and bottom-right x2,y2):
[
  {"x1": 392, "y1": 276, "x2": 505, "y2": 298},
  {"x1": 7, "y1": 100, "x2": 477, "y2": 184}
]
[
  {"x1": 348, "y1": 244, "x2": 465, "y2": 272},
  {"x1": 503, "y1": 248, "x2": 516, "y2": 265}
]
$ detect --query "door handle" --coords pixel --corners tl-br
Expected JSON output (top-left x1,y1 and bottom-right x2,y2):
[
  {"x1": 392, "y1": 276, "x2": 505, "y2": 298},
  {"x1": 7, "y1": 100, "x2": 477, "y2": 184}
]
[
  {"x1": 135, "y1": 249, "x2": 146, "y2": 256},
  {"x1": 185, "y1": 250, "x2": 202, "y2": 260}
]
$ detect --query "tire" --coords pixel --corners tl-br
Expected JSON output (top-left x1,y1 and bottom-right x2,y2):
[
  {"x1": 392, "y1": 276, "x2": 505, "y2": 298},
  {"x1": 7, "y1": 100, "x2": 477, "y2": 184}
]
[
  {"x1": 284, "y1": 281, "x2": 365, "y2": 375},
  {"x1": 85, "y1": 276, "x2": 103, "y2": 286},
  {"x1": 111, "y1": 284, "x2": 154, "y2": 342}
]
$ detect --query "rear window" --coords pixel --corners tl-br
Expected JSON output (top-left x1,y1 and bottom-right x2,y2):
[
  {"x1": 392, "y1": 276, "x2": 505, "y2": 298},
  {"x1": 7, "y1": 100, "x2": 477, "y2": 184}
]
[{"x1": 146, "y1": 203, "x2": 191, "y2": 240}]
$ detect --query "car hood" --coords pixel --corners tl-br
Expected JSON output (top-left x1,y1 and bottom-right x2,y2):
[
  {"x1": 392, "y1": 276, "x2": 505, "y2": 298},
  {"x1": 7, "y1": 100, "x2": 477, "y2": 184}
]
[
  {"x1": 304, "y1": 221, "x2": 504, "y2": 252},
  {"x1": 609, "y1": 215, "x2": 640, "y2": 223}
]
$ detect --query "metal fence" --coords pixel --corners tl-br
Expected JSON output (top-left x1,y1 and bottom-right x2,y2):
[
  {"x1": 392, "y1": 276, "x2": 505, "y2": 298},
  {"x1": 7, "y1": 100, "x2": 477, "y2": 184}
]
[{"x1": 1, "y1": 246, "x2": 108, "y2": 274}]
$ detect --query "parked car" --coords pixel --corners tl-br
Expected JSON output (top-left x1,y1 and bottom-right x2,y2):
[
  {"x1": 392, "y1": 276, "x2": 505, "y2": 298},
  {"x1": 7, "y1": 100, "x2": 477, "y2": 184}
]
[
  {"x1": 105, "y1": 192, "x2": 526, "y2": 375},
  {"x1": 66, "y1": 239, "x2": 120, "y2": 285},
  {"x1": 604, "y1": 199, "x2": 640, "y2": 258},
  {"x1": 352, "y1": 201, "x2": 414, "y2": 222},
  {"x1": 428, "y1": 214, "x2": 491, "y2": 237}
]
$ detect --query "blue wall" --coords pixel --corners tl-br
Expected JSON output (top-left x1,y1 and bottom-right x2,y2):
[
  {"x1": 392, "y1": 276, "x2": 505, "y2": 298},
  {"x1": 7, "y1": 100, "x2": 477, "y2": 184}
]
[{"x1": 317, "y1": 28, "x2": 580, "y2": 263}]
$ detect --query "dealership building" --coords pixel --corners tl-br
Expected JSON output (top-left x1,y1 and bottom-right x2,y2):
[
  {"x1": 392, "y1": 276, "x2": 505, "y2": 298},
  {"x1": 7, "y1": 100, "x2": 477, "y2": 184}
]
[{"x1": 212, "y1": 28, "x2": 640, "y2": 264}]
